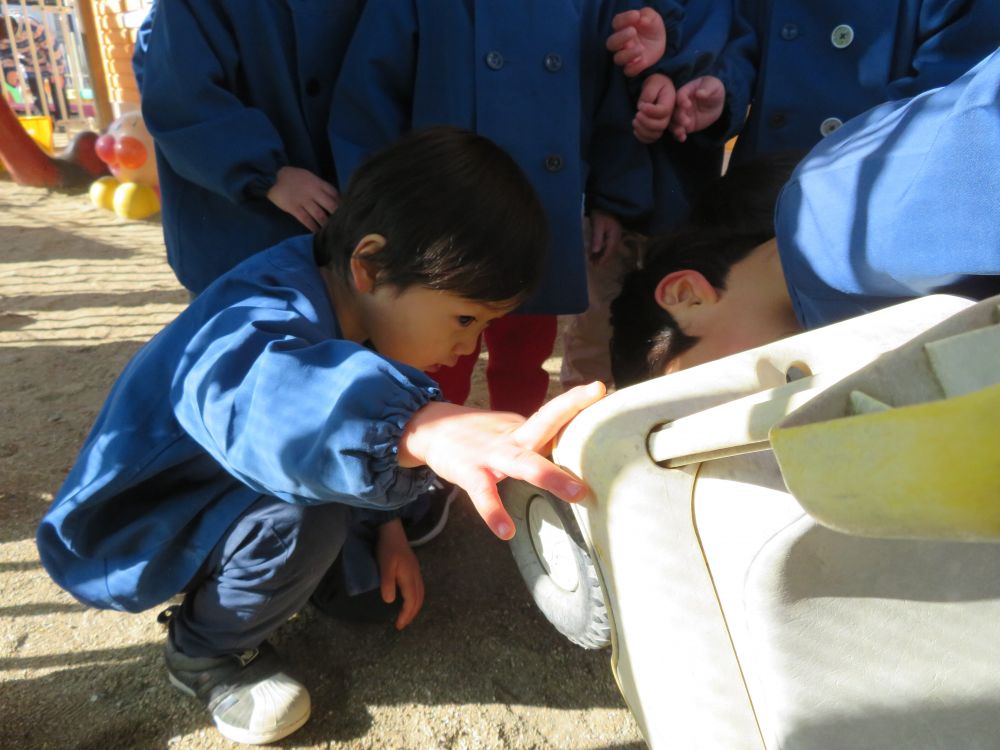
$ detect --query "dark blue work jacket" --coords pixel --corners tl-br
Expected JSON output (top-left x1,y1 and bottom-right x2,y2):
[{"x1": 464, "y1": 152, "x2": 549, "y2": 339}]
[
  {"x1": 36, "y1": 237, "x2": 438, "y2": 613},
  {"x1": 712, "y1": 0, "x2": 1000, "y2": 162},
  {"x1": 329, "y1": 0, "x2": 652, "y2": 315},
  {"x1": 139, "y1": 0, "x2": 363, "y2": 293}
]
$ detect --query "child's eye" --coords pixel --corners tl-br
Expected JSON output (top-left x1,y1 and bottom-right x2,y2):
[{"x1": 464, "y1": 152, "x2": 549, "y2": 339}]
[{"x1": 457, "y1": 315, "x2": 476, "y2": 327}]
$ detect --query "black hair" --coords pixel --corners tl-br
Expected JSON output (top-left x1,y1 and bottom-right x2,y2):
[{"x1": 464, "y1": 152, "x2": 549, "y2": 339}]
[
  {"x1": 610, "y1": 152, "x2": 804, "y2": 387},
  {"x1": 314, "y1": 127, "x2": 548, "y2": 306}
]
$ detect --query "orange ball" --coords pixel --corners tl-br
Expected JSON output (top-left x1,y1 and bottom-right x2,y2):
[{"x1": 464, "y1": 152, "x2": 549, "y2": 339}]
[{"x1": 114, "y1": 136, "x2": 148, "y2": 170}]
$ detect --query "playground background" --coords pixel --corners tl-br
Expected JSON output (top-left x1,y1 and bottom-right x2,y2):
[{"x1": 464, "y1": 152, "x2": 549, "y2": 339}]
[{"x1": 0, "y1": 177, "x2": 644, "y2": 750}]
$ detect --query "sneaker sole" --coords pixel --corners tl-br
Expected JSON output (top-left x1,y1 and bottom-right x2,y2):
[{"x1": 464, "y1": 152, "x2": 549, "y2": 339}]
[
  {"x1": 408, "y1": 486, "x2": 459, "y2": 547},
  {"x1": 168, "y1": 673, "x2": 311, "y2": 745},
  {"x1": 215, "y1": 706, "x2": 311, "y2": 746}
]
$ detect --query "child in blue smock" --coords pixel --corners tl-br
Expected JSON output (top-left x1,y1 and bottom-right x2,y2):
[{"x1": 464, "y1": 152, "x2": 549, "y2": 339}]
[
  {"x1": 609, "y1": 0, "x2": 1000, "y2": 163},
  {"x1": 329, "y1": 0, "x2": 652, "y2": 413},
  {"x1": 137, "y1": 0, "x2": 362, "y2": 294},
  {"x1": 36, "y1": 129, "x2": 604, "y2": 745},
  {"x1": 609, "y1": 47, "x2": 1000, "y2": 382},
  {"x1": 560, "y1": 1, "x2": 733, "y2": 389}
]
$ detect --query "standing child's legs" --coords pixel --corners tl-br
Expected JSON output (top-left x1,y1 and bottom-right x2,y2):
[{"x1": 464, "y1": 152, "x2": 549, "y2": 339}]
[
  {"x1": 560, "y1": 231, "x2": 644, "y2": 389},
  {"x1": 484, "y1": 314, "x2": 558, "y2": 417},
  {"x1": 166, "y1": 496, "x2": 349, "y2": 744}
]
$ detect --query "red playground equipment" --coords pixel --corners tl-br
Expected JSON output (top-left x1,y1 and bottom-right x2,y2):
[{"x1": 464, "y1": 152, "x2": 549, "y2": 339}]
[{"x1": 0, "y1": 93, "x2": 104, "y2": 187}]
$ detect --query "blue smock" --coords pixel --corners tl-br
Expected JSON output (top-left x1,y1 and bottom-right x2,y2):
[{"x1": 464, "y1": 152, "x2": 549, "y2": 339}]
[
  {"x1": 709, "y1": 0, "x2": 1000, "y2": 162},
  {"x1": 775, "y1": 46, "x2": 1000, "y2": 329},
  {"x1": 139, "y1": 0, "x2": 362, "y2": 294},
  {"x1": 36, "y1": 236, "x2": 440, "y2": 613},
  {"x1": 329, "y1": 0, "x2": 652, "y2": 315}
]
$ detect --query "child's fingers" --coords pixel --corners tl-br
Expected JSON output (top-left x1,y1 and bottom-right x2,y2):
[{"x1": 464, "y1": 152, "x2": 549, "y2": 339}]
[
  {"x1": 672, "y1": 107, "x2": 694, "y2": 132},
  {"x1": 669, "y1": 123, "x2": 689, "y2": 142},
  {"x1": 292, "y1": 207, "x2": 321, "y2": 233},
  {"x1": 395, "y1": 571, "x2": 424, "y2": 630},
  {"x1": 486, "y1": 445, "x2": 588, "y2": 507},
  {"x1": 313, "y1": 189, "x2": 339, "y2": 216},
  {"x1": 637, "y1": 103, "x2": 671, "y2": 127},
  {"x1": 606, "y1": 26, "x2": 636, "y2": 54},
  {"x1": 380, "y1": 565, "x2": 397, "y2": 604},
  {"x1": 634, "y1": 121, "x2": 662, "y2": 144},
  {"x1": 611, "y1": 10, "x2": 641, "y2": 32},
  {"x1": 458, "y1": 470, "x2": 517, "y2": 540},
  {"x1": 512, "y1": 382, "x2": 606, "y2": 453},
  {"x1": 622, "y1": 59, "x2": 649, "y2": 78},
  {"x1": 303, "y1": 200, "x2": 331, "y2": 230},
  {"x1": 613, "y1": 47, "x2": 643, "y2": 71},
  {"x1": 637, "y1": 96, "x2": 671, "y2": 119}
]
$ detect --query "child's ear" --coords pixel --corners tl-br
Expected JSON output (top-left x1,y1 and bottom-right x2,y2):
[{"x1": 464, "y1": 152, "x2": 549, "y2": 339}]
[
  {"x1": 349, "y1": 234, "x2": 387, "y2": 293},
  {"x1": 654, "y1": 269, "x2": 718, "y2": 315}
]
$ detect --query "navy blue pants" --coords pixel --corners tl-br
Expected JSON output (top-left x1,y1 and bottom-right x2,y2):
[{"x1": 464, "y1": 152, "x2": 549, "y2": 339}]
[
  {"x1": 171, "y1": 496, "x2": 350, "y2": 657},
  {"x1": 170, "y1": 491, "x2": 431, "y2": 657}
]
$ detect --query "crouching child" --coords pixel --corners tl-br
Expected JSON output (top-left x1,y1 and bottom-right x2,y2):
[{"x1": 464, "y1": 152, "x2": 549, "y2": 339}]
[{"x1": 36, "y1": 127, "x2": 604, "y2": 745}]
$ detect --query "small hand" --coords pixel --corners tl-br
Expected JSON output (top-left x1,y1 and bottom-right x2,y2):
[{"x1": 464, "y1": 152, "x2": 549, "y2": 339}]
[
  {"x1": 634, "y1": 73, "x2": 676, "y2": 144},
  {"x1": 398, "y1": 382, "x2": 607, "y2": 540},
  {"x1": 669, "y1": 76, "x2": 726, "y2": 143},
  {"x1": 589, "y1": 209, "x2": 623, "y2": 265},
  {"x1": 376, "y1": 519, "x2": 425, "y2": 630},
  {"x1": 266, "y1": 166, "x2": 340, "y2": 232},
  {"x1": 607, "y1": 8, "x2": 666, "y2": 78}
]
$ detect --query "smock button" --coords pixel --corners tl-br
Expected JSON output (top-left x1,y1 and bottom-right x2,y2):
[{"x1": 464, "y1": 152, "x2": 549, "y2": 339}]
[
  {"x1": 544, "y1": 53, "x2": 562, "y2": 72},
  {"x1": 485, "y1": 50, "x2": 504, "y2": 70},
  {"x1": 544, "y1": 154, "x2": 564, "y2": 172},
  {"x1": 820, "y1": 117, "x2": 844, "y2": 136},
  {"x1": 780, "y1": 23, "x2": 799, "y2": 41},
  {"x1": 305, "y1": 78, "x2": 320, "y2": 96},
  {"x1": 831, "y1": 24, "x2": 854, "y2": 48},
  {"x1": 767, "y1": 112, "x2": 787, "y2": 129}
]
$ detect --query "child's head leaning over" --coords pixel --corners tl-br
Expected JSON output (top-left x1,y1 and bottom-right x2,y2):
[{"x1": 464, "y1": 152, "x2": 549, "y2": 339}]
[
  {"x1": 610, "y1": 154, "x2": 803, "y2": 387},
  {"x1": 314, "y1": 127, "x2": 548, "y2": 372}
]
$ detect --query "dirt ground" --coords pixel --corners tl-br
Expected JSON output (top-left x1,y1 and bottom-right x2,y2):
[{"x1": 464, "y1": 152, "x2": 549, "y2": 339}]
[{"x1": 0, "y1": 178, "x2": 644, "y2": 750}]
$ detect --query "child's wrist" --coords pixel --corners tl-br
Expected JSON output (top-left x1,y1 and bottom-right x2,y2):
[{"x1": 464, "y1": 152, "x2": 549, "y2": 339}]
[
  {"x1": 397, "y1": 401, "x2": 464, "y2": 468},
  {"x1": 378, "y1": 518, "x2": 406, "y2": 546}
]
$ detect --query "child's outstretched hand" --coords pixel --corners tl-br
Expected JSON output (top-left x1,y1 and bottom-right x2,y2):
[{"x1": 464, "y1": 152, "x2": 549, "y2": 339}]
[
  {"x1": 607, "y1": 8, "x2": 666, "y2": 77},
  {"x1": 266, "y1": 166, "x2": 340, "y2": 232},
  {"x1": 376, "y1": 518, "x2": 425, "y2": 630},
  {"x1": 634, "y1": 73, "x2": 676, "y2": 144},
  {"x1": 669, "y1": 76, "x2": 726, "y2": 142},
  {"x1": 398, "y1": 382, "x2": 606, "y2": 540}
]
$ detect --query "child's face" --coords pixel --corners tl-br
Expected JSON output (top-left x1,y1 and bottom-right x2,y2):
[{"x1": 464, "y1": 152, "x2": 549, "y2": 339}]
[{"x1": 362, "y1": 284, "x2": 515, "y2": 372}]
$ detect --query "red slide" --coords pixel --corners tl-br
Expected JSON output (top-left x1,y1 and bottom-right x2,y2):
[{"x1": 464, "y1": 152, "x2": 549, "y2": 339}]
[{"x1": 0, "y1": 95, "x2": 106, "y2": 187}]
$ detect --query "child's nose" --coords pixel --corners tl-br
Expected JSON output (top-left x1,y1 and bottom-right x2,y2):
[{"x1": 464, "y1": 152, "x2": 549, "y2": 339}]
[{"x1": 455, "y1": 333, "x2": 480, "y2": 357}]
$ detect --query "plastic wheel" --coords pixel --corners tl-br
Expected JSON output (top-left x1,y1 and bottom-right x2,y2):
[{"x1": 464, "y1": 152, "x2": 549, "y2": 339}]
[{"x1": 502, "y1": 479, "x2": 611, "y2": 649}]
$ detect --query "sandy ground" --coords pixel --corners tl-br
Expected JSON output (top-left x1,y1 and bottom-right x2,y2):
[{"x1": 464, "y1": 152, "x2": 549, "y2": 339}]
[{"x1": 0, "y1": 178, "x2": 644, "y2": 750}]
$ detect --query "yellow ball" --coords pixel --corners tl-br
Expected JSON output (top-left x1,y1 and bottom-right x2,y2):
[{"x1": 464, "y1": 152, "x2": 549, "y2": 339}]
[
  {"x1": 112, "y1": 181, "x2": 160, "y2": 220},
  {"x1": 89, "y1": 176, "x2": 119, "y2": 211}
]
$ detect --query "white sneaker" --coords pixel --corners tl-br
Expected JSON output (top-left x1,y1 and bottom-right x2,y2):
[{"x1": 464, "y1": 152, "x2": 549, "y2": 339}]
[{"x1": 165, "y1": 637, "x2": 310, "y2": 745}]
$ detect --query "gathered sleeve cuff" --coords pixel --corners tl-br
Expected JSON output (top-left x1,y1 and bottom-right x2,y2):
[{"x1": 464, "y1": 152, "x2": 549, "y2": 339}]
[{"x1": 171, "y1": 300, "x2": 443, "y2": 512}]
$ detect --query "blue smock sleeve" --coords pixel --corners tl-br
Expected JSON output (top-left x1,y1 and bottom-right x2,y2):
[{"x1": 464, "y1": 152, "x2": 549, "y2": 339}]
[
  {"x1": 140, "y1": 0, "x2": 288, "y2": 202},
  {"x1": 172, "y1": 302, "x2": 441, "y2": 511},
  {"x1": 328, "y1": 0, "x2": 417, "y2": 188},
  {"x1": 774, "y1": 47, "x2": 1000, "y2": 329},
  {"x1": 587, "y1": 2, "x2": 656, "y2": 223},
  {"x1": 685, "y1": 0, "x2": 756, "y2": 145},
  {"x1": 648, "y1": 0, "x2": 729, "y2": 85}
]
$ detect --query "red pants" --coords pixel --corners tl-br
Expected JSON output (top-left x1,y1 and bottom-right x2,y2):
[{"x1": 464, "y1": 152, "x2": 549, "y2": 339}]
[{"x1": 429, "y1": 314, "x2": 558, "y2": 418}]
